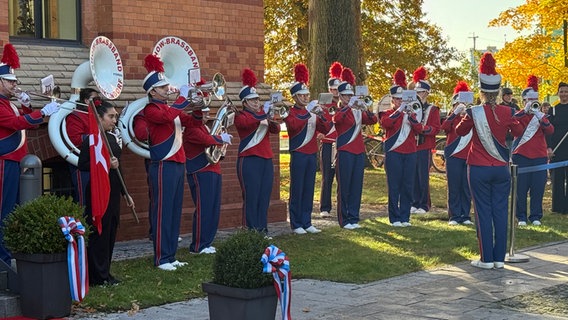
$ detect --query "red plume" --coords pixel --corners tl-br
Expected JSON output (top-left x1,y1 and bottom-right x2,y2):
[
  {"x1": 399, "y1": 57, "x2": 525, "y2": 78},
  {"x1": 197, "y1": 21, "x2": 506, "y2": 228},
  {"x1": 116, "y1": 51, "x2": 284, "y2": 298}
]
[
  {"x1": 479, "y1": 52, "x2": 497, "y2": 75},
  {"x1": 1, "y1": 44, "x2": 20, "y2": 69},
  {"x1": 144, "y1": 54, "x2": 164, "y2": 73},
  {"x1": 340, "y1": 68, "x2": 356, "y2": 85},
  {"x1": 527, "y1": 75, "x2": 538, "y2": 92},
  {"x1": 453, "y1": 81, "x2": 470, "y2": 94},
  {"x1": 241, "y1": 68, "x2": 257, "y2": 87},
  {"x1": 412, "y1": 66, "x2": 427, "y2": 83},
  {"x1": 329, "y1": 61, "x2": 343, "y2": 79},
  {"x1": 393, "y1": 69, "x2": 407, "y2": 87},
  {"x1": 294, "y1": 63, "x2": 309, "y2": 84}
]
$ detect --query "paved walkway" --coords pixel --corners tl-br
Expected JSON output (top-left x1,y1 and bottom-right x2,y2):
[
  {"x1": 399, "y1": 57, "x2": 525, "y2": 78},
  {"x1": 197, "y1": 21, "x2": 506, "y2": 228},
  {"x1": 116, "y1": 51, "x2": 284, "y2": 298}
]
[{"x1": 73, "y1": 236, "x2": 568, "y2": 320}]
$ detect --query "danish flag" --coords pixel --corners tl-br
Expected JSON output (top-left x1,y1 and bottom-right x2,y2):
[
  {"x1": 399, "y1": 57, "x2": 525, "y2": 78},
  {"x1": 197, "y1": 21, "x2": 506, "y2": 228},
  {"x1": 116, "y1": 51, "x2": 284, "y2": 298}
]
[{"x1": 88, "y1": 108, "x2": 110, "y2": 234}]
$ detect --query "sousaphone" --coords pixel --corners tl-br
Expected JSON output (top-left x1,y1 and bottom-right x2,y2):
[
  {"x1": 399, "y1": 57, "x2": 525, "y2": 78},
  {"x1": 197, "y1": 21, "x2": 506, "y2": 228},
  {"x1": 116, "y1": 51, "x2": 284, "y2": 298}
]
[{"x1": 47, "y1": 36, "x2": 124, "y2": 166}]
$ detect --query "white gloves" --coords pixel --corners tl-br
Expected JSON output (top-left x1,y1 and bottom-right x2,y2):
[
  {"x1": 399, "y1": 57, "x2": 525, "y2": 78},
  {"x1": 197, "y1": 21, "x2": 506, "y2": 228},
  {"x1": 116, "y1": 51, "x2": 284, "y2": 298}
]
[
  {"x1": 16, "y1": 92, "x2": 31, "y2": 107},
  {"x1": 453, "y1": 103, "x2": 466, "y2": 115},
  {"x1": 535, "y1": 111, "x2": 545, "y2": 120},
  {"x1": 220, "y1": 132, "x2": 232, "y2": 144},
  {"x1": 41, "y1": 101, "x2": 60, "y2": 116},
  {"x1": 348, "y1": 96, "x2": 359, "y2": 107},
  {"x1": 397, "y1": 103, "x2": 407, "y2": 113},
  {"x1": 524, "y1": 102, "x2": 532, "y2": 114},
  {"x1": 306, "y1": 100, "x2": 318, "y2": 112},
  {"x1": 263, "y1": 101, "x2": 272, "y2": 114},
  {"x1": 179, "y1": 85, "x2": 191, "y2": 99}
]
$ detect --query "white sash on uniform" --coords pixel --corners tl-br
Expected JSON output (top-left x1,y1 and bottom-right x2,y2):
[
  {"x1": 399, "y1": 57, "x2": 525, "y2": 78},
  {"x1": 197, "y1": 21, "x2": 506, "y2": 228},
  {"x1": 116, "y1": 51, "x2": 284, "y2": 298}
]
[
  {"x1": 388, "y1": 113, "x2": 411, "y2": 152},
  {"x1": 471, "y1": 106, "x2": 506, "y2": 163},
  {"x1": 297, "y1": 115, "x2": 317, "y2": 150},
  {"x1": 241, "y1": 119, "x2": 269, "y2": 153},
  {"x1": 513, "y1": 116, "x2": 539, "y2": 152},
  {"x1": 344, "y1": 109, "x2": 362, "y2": 146},
  {"x1": 451, "y1": 130, "x2": 472, "y2": 156},
  {"x1": 162, "y1": 116, "x2": 183, "y2": 160},
  {"x1": 9, "y1": 102, "x2": 25, "y2": 152}
]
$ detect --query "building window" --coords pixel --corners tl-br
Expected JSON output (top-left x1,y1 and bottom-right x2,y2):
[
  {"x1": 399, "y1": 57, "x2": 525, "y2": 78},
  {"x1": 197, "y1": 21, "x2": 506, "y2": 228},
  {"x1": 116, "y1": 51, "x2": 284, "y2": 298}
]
[{"x1": 9, "y1": 0, "x2": 80, "y2": 41}]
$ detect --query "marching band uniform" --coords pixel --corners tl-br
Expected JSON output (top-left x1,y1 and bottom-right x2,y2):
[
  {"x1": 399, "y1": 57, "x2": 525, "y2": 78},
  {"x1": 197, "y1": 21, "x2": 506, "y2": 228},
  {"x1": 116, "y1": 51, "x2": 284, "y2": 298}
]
[
  {"x1": 513, "y1": 79, "x2": 553, "y2": 225},
  {"x1": 183, "y1": 109, "x2": 231, "y2": 254},
  {"x1": 333, "y1": 71, "x2": 377, "y2": 229},
  {"x1": 546, "y1": 82, "x2": 568, "y2": 213},
  {"x1": 410, "y1": 67, "x2": 440, "y2": 213},
  {"x1": 442, "y1": 82, "x2": 473, "y2": 225},
  {"x1": 285, "y1": 64, "x2": 332, "y2": 234},
  {"x1": 142, "y1": 54, "x2": 190, "y2": 271},
  {"x1": 0, "y1": 44, "x2": 60, "y2": 265},
  {"x1": 133, "y1": 111, "x2": 154, "y2": 240},
  {"x1": 380, "y1": 69, "x2": 423, "y2": 227},
  {"x1": 456, "y1": 52, "x2": 523, "y2": 269},
  {"x1": 235, "y1": 69, "x2": 279, "y2": 233},
  {"x1": 319, "y1": 62, "x2": 342, "y2": 217}
]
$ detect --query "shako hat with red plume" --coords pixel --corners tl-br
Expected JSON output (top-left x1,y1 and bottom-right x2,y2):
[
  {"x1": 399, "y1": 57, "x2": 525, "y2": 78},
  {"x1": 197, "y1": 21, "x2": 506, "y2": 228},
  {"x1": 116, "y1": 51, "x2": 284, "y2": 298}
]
[
  {"x1": 451, "y1": 81, "x2": 471, "y2": 105},
  {"x1": 0, "y1": 44, "x2": 20, "y2": 81},
  {"x1": 412, "y1": 66, "x2": 431, "y2": 92},
  {"x1": 239, "y1": 68, "x2": 260, "y2": 101},
  {"x1": 478, "y1": 52, "x2": 501, "y2": 93},
  {"x1": 328, "y1": 61, "x2": 343, "y2": 89},
  {"x1": 290, "y1": 63, "x2": 310, "y2": 96},
  {"x1": 521, "y1": 75, "x2": 539, "y2": 99},
  {"x1": 337, "y1": 67, "x2": 355, "y2": 95},
  {"x1": 389, "y1": 69, "x2": 407, "y2": 98},
  {"x1": 142, "y1": 54, "x2": 169, "y2": 92}
]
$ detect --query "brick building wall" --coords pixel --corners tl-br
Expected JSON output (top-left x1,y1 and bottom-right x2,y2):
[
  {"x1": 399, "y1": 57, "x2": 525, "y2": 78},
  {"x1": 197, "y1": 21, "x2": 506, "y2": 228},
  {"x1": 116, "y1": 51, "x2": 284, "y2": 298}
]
[{"x1": 0, "y1": 0, "x2": 288, "y2": 241}]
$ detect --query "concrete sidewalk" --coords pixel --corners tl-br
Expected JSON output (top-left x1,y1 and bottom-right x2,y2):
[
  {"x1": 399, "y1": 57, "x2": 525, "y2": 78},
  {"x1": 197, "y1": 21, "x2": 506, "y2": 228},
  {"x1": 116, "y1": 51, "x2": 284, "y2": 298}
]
[{"x1": 74, "y1": 240, "x2": 568, "y2": 320}]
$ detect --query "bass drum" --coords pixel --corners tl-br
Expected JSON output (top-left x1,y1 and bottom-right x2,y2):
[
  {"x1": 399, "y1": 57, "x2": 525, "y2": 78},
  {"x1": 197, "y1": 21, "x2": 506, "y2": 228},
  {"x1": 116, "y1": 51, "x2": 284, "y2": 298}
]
[
  {"x1": 47, "y1": 100, "x2": 81, "y2": 166},
  {"x1": 118, "y1": 97, "x2": 150, "y2": 159}
]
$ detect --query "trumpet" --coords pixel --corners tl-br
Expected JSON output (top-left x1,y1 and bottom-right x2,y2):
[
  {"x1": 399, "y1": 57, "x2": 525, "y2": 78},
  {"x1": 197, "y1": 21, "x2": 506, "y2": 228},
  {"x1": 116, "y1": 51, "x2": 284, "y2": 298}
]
[
  {"x1": 404, "y1": 101, "x2": 422, "y2": 114},
  {"x1": 527, "y1": 101, "x2": 541, "y2": 114},
  {"x1": 268, "y1": 103, "x2": 289, "y2": 119},
  {"x1": 350, "y1": 95, "x2": 374, "y2": 111}
]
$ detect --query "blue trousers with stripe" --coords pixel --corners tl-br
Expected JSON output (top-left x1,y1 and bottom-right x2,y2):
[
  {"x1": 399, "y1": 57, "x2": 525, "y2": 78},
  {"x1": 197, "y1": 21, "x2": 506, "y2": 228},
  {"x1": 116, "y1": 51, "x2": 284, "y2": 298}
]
[
  {"x1": 513, "y1": 155, "x2": 547, "y2": 223},
  {"x1": 468, "y1": 165, "x2": 510, "y2": 263},
  {"x1": 236, "y1": 156, "x2": 273, "y2": 232},
  {"x1": 69, "y1": 164, "x2": 90, "y2": 206},
  {"x1": 336, "y1": 151, "x2": 365, "y2": 226},
  {"x1": 385, "y1": 151, "x2": 416, "y2": 223},
  {"x1": 0, "y1": 160, "x2": 20, "y2": 264},
  {"x1": 289, "y1": 152, "x2": 317, "y2": 229},
  {"x1": 319, "y1": 143, "x2": 335, "y2": 213},
  {"x1": 187, "y1": 171, "x2": 221, "y2": 253},
  {"x1": 412, "y1": 149, "x2": 431, "y2": 211},
  {"x1": 446, "y1": 156, "x2": 471, "y2": 223},
  {"x1": 149, "y1": 161, "x2": 185, "y2": 266}
]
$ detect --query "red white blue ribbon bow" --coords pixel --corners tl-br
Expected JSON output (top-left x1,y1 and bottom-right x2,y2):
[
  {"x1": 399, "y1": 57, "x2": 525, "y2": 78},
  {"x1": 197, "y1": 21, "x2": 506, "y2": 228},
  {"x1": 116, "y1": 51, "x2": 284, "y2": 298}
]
[
  {"x1": 261, "y1": 245, "x2": 291, "y2": 320},
  {"x1": 58, "y1": 216, "x2": 89, "y2": 302}
]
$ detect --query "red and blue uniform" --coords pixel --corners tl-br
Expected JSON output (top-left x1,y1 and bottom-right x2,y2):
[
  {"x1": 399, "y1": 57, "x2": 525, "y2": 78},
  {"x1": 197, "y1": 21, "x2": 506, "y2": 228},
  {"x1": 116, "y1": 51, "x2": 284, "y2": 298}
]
[
  {"x1": 441, "y1": 112, "x2": 472, "y2": 223},
  {"x1": 234, "y1": 108, "x2": 280, "y2": 232},
  {"x1": 144, "y1": 96, "x2": 190, "y2": 266},
  {"x1": 512, "y1": 110, "x2": 554, "y2": 223},
  {"x1": 456, "y1": 104, "x2": 523, "y2": 264},
  {"x1": 0, "y1": 95, "x2": 44, "y2": 264},
  {"x1": 333, "y1": 107, "x2": 377, "y2": 226},
  {"x1": 183, "y1": 110, "x2": 224, "y2": 253},
  {"x1": 412, "y1": 103, "x2": 440, "y2": 211},
  {"x1": 284, "y1": 105, "x2": 331, "y2": 230},
  {"x1": 66, "y1": 111, "x2": 90, "y2": 205},
  {"x1": 380, "y1": 108, "x2": 423, "y2": 224},
  {"x1": 319, "y1": 102, "x2": 338, "y2": 214}
]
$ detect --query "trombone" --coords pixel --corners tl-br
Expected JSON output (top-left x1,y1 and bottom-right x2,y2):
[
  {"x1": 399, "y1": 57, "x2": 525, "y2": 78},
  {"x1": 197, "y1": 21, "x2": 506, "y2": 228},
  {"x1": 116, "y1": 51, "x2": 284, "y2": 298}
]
[{"x1": 14, "y1": 87, "x2": 89, "y2": 114}]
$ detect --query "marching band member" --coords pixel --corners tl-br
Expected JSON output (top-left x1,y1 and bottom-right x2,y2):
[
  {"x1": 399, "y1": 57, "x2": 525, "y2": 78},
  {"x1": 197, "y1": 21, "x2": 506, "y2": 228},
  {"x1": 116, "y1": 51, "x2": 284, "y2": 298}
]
[
  {"x1": 513, "y1": 76, "x2": 553, "y2": 226},
  {"x1": 142, "y1": 54, "x2": 191, "y2": 271},
  {"x1": 234, "y1": 68, "x2": 280, "y2": 233},
  {"x1": 333, "y1": 68, "x2": 377, "y2": 229},
  {"x1": 318, "y1": 61, "x2": 342, "y2": 218},
  {"x1": 546, "y1": 81, "x2": 568, "y2": 213},
  {"x1": 183, "y1": 105, "x2": 232, "y2": 254},
  {"x1": 455, "y1": 52, "x2": 523, "y2": 270},
  {"x1": 380, "y1": 69, "x2": 423, "y2": 227},
  {"x1": 285, "y1": 63, "x2": 332, "y2": 234},
  {"x1": 0, "y1": 44, "x2": 60, "y2": 265},
  {"x1": 410, "y1": 66, "x2": 440, "y2": 214},
  {"x1": 66, "y1": 88, "x2": 99, "y2": 206},
  {"x1": 132, "y1": 111, "x2": 153, "y2": 240},
  {"x1": 442, "y1": 81, "x2": 474, "y2": 225}
]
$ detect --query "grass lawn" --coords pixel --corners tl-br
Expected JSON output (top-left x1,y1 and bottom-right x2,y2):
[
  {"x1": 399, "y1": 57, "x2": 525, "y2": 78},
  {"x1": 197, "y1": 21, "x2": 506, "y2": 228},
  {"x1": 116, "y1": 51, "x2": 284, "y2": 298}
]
[{"x1": 79, "y1": 154, "x2": 568, "y2": 312}]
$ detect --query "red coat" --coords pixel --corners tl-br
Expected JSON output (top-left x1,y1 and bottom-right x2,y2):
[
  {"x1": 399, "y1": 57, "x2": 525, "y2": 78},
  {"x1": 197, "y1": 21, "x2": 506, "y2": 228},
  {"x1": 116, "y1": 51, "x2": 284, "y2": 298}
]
[
  {"x1": 234, "y1": 109, "x2": 279, "y2": 159},
  {"x1": 333, "y1": 107, "x2": 377, "y2": 154},
  {"x1": 512, "y1": 111, "x2": 554, "y2": 159},
  {"x1": 320, "y1": 101, "x2": 338, "y2": 144},
  {"x1": 284, "y1": 105, "x2": 332, "y2": 154},
  {"x1": 441, "y1": 113, "x2": 470, "y2": 159},
  {"x1": 416, "y1": 104, "x2": 441, "y2": 151},
  {"x1": 182, "y1": 111, "x2": 222, "y2": 174},
  {"x1": 65, "y1": 111, "x2": 89, "y2": 147},
  {"x1": 0, "y1": 96, "x2": 43, "y2": 161},
  {"x1": 380, "y1": 108, "x2": 423, "y2": 154}
]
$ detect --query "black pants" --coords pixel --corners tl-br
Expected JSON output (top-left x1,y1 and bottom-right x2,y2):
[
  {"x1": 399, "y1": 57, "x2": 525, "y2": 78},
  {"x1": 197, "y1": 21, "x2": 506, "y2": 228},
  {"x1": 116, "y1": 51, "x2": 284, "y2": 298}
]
[{"x1": 551, "y1": 165, "x2": 568, "y2": 213}]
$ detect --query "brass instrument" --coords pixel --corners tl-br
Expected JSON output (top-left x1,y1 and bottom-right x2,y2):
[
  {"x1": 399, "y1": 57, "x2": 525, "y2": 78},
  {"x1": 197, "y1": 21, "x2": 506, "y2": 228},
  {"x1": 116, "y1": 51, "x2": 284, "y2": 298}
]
[
  {"x1": 268, "y1": 103, "x2": 289, "y2": 119},
  {"x1": 187, "y1": 72, "x2": 226, "y2": 107},
  {"x1": 205, "y1": 98, "x2": 235, "y2": 164},
  {"x1": 528, "y1": 101, "x2": 541, "y2": 114},
  {"x1": 351, "y1": 95, "x2": 374, "y2": 111}
]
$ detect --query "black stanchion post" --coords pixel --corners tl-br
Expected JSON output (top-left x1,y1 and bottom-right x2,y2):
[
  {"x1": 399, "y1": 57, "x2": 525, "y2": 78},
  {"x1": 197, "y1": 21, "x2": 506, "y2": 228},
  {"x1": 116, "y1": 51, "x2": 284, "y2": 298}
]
[{"x1": 506, "y1": 163, "x2": 530, "y2": 263}]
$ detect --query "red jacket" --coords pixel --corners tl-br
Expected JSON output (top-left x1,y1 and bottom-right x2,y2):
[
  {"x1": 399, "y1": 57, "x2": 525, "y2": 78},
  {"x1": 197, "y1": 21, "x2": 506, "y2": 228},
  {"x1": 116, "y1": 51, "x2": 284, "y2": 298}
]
[
  {"x1": 333, "y1": 107, "x2": 377, "y2": 154},
  {"x1": 284, "y1": 105, "x2": 332, "y2": 154},
  {"x1": 234, "y1": 109, "x2": 280, "y2": 159},
  {"x1": 182, "y1": 111, "x2": 222, "y2": 174},
  {"x1": 65, "y1": 111, "x2": 89, "y2": 147},
  {"x1": 320, "y1": 101, "x2": 338, "y2": 144},
  {"x1": 416, "y1": 104, "x2": 441, "y2": 151},
  {"x1": 441, "y1": 113, "x2": 470, "y2": 159},
  {"x1": 380, "y1": 108, "x2": 423, "y2": 154},
  {"x1": 512, "y1": 110, "x2": 554, "y2": 159},
  {"x1": 0, "y1": 96, "x2": 43, "y2": 162}
]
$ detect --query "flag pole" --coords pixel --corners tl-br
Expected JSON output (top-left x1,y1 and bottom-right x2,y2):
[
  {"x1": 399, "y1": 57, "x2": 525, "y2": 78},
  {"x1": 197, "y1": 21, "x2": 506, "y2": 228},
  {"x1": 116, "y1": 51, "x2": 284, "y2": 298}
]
[{"x1": 89, "y1": 100, "x2": 140, "y2": 223}]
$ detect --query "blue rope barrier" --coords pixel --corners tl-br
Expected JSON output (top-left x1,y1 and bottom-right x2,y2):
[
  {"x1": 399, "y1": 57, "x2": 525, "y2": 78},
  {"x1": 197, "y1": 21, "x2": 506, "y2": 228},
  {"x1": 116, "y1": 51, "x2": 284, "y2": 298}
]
[{"x1": 517, "y1": 159, "x2": 568, "y2": 174}]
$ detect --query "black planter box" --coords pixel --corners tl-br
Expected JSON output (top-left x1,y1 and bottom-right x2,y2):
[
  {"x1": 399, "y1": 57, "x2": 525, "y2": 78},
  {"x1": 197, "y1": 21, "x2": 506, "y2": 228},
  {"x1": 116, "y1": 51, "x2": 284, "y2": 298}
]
[
  {"x1": 14, "y1": 252, "x2": 72, "y2": 320},
  {"x1": 202, "y1": 282, "x2": 278, "y2": 320}
]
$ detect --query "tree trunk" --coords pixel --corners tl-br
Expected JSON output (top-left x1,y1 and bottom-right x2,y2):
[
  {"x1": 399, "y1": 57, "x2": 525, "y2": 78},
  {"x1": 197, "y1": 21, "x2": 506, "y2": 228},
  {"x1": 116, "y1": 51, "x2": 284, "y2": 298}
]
[{"x1": 308, "y1": 0, "x2": 362, "y2": 95}]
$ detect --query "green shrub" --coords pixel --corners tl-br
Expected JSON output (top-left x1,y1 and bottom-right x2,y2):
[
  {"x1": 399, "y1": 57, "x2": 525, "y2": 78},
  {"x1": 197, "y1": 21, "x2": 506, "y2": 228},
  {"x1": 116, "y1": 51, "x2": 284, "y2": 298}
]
[
  {"x1": 2, "y1": 194, "x2": 87, "y2": 254},
  {"x1": 212, "y1": 229, "x2": 273, "y2": 289}
]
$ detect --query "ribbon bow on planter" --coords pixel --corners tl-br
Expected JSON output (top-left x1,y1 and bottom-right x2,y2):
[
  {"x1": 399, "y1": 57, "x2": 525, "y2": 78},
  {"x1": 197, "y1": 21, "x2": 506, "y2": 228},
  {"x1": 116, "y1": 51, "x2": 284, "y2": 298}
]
[
  {"x1": 58, "y1": 216, "x2": 88, "y2": 302},
  {"x1": 261, "y1": 245, "x2": 291, "y2": 320}
]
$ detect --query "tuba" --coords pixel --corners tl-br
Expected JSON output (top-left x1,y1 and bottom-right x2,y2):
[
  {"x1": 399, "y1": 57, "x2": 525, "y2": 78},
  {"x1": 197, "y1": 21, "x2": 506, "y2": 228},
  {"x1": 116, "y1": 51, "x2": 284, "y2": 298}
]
[
  {"x1": 205, "y1": 96, "x2": 234, "y2": 164},
  {"x1": 119, "y1": 36, "x2": 200, "y2": 159},
  {"x1": 48, "y1": 36, "x2": 124, "y2": 166}
]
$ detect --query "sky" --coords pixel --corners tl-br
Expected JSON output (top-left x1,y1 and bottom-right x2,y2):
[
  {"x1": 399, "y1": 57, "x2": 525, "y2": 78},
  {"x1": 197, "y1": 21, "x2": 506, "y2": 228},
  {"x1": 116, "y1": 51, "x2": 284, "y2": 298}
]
[{"x1": 422, "y1": 0, "x2": 526, "y2": 54}]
